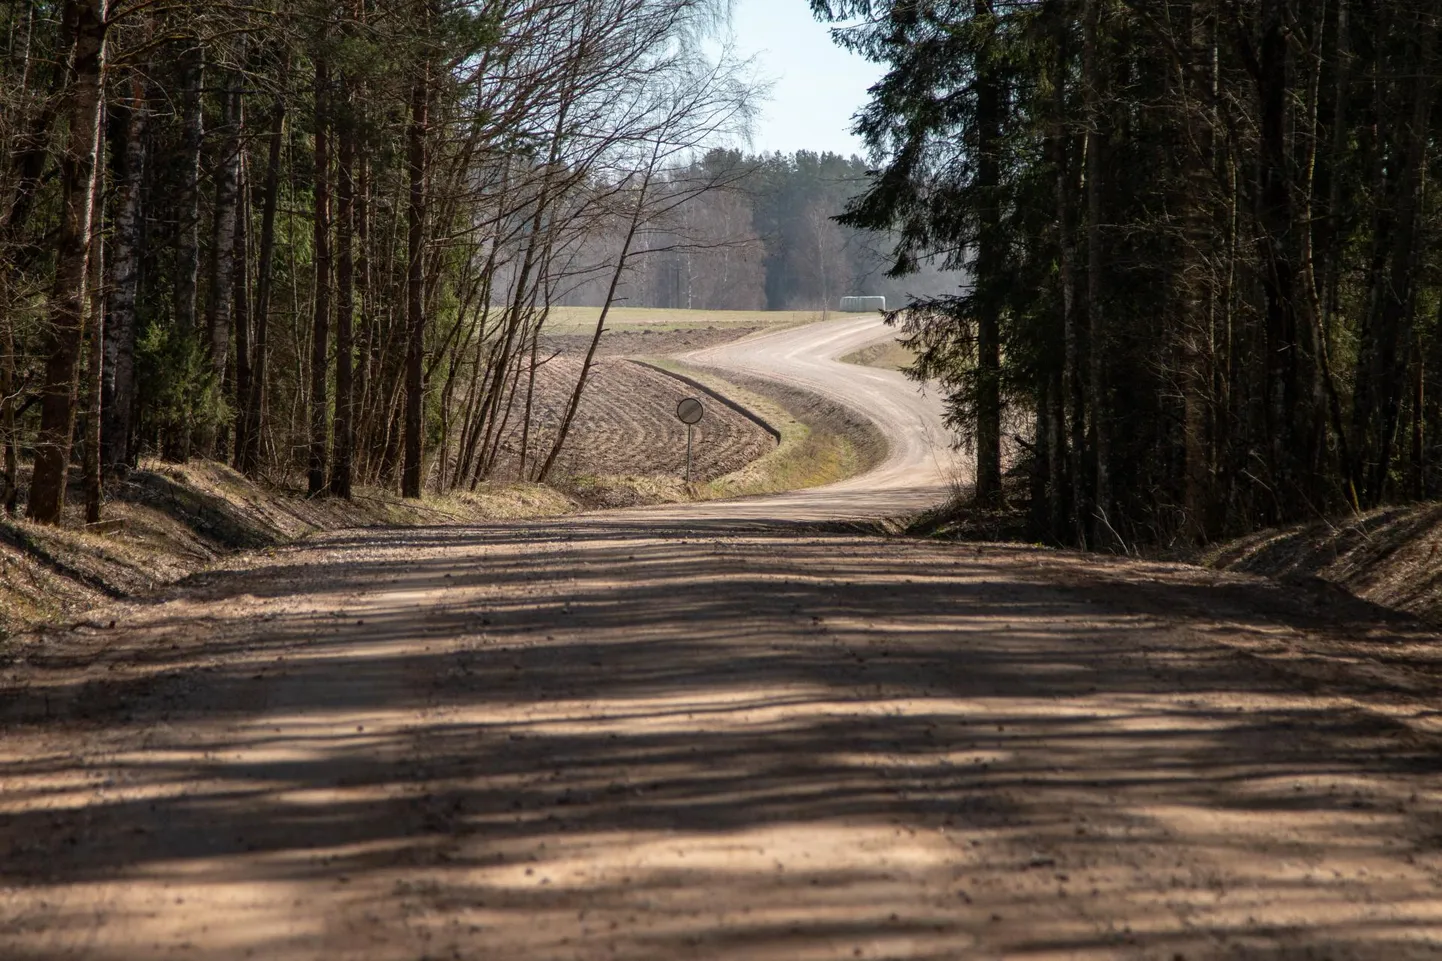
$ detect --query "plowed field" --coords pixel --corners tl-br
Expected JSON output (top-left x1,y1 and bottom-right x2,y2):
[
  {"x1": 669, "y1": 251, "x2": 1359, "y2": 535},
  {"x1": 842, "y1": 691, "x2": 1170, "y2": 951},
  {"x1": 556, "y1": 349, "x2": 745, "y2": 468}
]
[{"x1": 488, "y1": 357, "x2": 775, "y2": 483}]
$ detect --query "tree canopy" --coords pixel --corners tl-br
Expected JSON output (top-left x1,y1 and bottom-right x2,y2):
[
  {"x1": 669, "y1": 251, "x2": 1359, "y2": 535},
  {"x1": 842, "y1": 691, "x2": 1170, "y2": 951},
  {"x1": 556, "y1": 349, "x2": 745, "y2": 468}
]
[{"x1": 815, "y1": 0, "x2": 1442, "y2": 547}]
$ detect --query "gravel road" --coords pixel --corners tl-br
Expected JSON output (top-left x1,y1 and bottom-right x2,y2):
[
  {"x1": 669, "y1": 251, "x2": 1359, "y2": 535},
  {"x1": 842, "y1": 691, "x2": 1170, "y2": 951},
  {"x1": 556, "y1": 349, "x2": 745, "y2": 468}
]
[
  {"x1": 681, "y1": 312, "x2": 960, "y2": 520},
  {"x1": 3, "y1": 317, "x2": 1441, "y2": 960}
]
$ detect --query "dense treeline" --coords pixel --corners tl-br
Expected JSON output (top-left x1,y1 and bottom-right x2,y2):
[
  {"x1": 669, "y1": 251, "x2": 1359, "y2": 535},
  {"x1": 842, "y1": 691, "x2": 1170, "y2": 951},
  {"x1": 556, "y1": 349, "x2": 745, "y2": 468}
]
[
  {"x1": 1, "y1": 0, "x2": 750, "y2": 521},
  {"x1": 561, "y1": 148, "x2": 955, "y2": 312},
  {"x1": 817, "y1": 0, "x2": 1442, "y2": 548}
]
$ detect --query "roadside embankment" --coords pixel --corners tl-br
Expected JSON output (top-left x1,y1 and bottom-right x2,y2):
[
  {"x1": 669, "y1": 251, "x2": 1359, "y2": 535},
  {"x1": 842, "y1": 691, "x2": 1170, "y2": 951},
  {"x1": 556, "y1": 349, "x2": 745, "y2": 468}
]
[
  {"x1": 905, "y1": 479, "x2": 1442, "y2": 628},
  {"x1": 1196, "y1": 502, "x2": 1442, "y2": 626},
  {"x1": 0, "y1": 462, "x2": 576, "y2": 637}
]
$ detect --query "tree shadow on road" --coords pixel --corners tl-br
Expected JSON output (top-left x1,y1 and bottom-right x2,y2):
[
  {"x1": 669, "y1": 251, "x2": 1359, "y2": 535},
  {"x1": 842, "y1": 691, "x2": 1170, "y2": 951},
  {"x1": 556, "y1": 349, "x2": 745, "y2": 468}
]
[{"x1": 3, "y1": 519, "x2": 1441, "y2": 959}]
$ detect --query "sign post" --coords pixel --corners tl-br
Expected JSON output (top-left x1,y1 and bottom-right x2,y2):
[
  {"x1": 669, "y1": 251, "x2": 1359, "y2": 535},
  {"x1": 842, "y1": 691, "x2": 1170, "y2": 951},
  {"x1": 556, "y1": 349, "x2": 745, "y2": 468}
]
[{"x1": 675, "y1": 397, "x2": 704, "y2": 485}]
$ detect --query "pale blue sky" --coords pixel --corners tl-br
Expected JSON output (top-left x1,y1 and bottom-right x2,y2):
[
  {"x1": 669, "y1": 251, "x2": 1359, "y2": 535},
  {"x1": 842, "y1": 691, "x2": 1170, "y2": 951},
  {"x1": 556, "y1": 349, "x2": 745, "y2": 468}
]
[{"x1": 724, "y1": 0, "x2": 883, "y2": 158}]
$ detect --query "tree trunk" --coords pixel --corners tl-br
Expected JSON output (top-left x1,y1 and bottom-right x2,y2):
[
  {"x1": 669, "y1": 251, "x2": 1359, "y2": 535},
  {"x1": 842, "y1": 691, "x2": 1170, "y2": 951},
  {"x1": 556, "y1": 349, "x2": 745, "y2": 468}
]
[
  {"x1": 232, "y1": 109, "x2": 252, "y2": 471},
  {"x1": 331, "y1": 71, "x2": 356, "y2": 499},
  {"x1": 1412, "y1": 341, "x2": 1425, "y2": 500},
  {"x1": 2, "y1": 320, "x2": 18, "y2": 515},
  {"x1": 82, "y1": 169, "x2": 104, "y2": 525},
  {"x1": 1254, "y1": 0, "x2": 1305, "y2": 517},
  {"x1": 28, "y1": 0, "x2": 108, "y2": 525},
  {"x1": 237, "y1": 74, "x2": 286, "y2": 477},
  {"x1": 174, "y1": 43, "x2": 204, "y2": 336},
  {"x1": 1051, "y1": 8, "x2": 1084, "y2": 545},
  {"x1": 353, "y1": 154, "x2": 373, "y2": 477},
  {"x1": 401, "y1": 52, "x2": 429, "y2": 498},
  {"x1": 972, "y1": 0, "x2": 1003, "y2": 508},
  {"x1": 102, "y1": 72, "x2": 145, "y2": 473},
  {"x1": 309, "y1": 53, "x2": 332, "y2": 496},
  {"x1": 1082, "y1": 0, "x2": 1113, "y2": 544},
  {"x1": 1179, "y1": 0, "x2": 1213, "y2": 542},
  {"x1": 204, "y1": 70, "x2": 242, "y2": 455},
  {"x1": 1362, "y1": 17, "x2": 1437, "y2": 502}
]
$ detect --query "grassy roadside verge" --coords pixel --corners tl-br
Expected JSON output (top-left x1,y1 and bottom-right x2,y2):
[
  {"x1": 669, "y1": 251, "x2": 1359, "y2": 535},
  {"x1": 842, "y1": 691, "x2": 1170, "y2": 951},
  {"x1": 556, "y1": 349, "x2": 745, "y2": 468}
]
[
  {"x1": 839, "y1": 339, "x2": 916, "y2": 373},
  {"x1": 0, "y1": 462, "x2": 576, "y2": 638}
]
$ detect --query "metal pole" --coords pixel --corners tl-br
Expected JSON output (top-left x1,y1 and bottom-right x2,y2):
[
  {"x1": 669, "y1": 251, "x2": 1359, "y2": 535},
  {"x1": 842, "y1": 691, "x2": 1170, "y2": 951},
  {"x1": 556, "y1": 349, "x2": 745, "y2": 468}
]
[{"x1": 686, "y1": 424, "x2": 693, "y2": 485}]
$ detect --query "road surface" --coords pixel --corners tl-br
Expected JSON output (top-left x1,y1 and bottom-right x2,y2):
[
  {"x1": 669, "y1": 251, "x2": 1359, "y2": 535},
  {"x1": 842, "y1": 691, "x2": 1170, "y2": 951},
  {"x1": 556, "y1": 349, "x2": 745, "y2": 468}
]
[
  {"x1": 2, "y1": 317, "x2": 1441, "y2": 960},
  {"x1": 681, "y1": 313, "x2": 959, "y2": 520}
]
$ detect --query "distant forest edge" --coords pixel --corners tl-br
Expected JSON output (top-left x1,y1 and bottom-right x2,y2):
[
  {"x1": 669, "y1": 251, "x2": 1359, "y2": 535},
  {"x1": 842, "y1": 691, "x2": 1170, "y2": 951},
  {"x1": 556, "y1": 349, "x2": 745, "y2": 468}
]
[{"x1": 558, "y1": 150, "x2": 955, "y2": 312}]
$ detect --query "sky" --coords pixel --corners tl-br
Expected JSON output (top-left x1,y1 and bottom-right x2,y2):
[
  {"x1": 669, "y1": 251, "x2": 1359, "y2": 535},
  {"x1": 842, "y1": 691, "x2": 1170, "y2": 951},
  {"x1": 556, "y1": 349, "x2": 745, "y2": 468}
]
[{"x1": 722, "y1": 0, "x2": 884, "y2": 159}]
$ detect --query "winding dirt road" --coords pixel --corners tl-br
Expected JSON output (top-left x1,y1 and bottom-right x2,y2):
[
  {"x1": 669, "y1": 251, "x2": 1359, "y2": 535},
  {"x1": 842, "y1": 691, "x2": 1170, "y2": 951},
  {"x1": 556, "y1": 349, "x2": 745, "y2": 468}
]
[
  {"x1": 682, "y1": 313, "x2": 959, "y2": 520},
  {"x1": 4, "y1": 317, "x2": 1442, "y2": 960}
]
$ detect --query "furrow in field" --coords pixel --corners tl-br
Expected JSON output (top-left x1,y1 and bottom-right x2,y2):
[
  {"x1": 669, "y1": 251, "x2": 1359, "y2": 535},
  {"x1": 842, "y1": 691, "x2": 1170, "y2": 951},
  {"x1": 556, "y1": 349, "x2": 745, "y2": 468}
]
[{"x1": 485, "y1": 357, "x2": 775, "y2": 484}]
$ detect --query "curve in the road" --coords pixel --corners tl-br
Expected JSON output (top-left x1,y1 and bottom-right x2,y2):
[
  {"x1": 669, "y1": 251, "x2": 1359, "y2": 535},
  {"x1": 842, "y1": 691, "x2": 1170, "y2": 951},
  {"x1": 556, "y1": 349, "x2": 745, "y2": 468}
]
[{"x1": 670, "y1": 313, "x2": 964, "y2": 522}]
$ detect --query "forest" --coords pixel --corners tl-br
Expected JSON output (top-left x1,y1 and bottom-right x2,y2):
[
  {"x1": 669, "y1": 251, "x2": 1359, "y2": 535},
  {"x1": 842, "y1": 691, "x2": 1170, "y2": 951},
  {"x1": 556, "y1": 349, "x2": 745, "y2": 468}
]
[
  {"x1": 817, "y1": 0, "x2": 1442, "y2": 548},
  {"x1": 14, "y1": 0, "x2": 1431, "y2": 557},
  {"x1": 1, "y1": 0, "x2": 800, "y2": 522},
  {"x1": 561, "y1": 148, "x2": 955, "y2": 312}
]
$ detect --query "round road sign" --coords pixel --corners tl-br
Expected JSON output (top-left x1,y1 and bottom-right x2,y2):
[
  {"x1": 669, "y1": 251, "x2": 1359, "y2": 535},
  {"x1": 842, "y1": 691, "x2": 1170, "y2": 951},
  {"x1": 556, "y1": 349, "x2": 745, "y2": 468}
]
[{"x1": 676, "y1": 397, "x2": 704, "y2": 425}]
